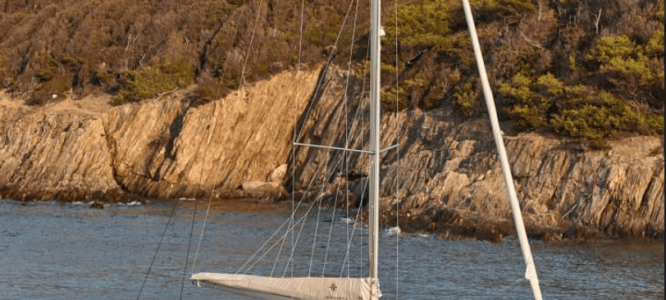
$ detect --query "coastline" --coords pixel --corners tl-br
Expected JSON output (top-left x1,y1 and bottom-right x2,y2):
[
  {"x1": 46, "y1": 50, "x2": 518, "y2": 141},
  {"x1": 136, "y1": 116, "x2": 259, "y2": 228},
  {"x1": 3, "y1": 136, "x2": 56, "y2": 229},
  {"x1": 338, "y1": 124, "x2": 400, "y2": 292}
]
[{"x1": 0, "y1": 67, "x2": 663, "y2": 241}]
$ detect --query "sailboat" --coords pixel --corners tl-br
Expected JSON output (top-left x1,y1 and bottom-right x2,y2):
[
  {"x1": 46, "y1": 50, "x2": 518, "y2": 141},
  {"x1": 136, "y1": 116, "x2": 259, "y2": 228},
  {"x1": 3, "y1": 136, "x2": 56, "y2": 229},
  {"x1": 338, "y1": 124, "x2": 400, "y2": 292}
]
[{"x1": 191, "y1": 0, "x2": 543, "y2": 299}]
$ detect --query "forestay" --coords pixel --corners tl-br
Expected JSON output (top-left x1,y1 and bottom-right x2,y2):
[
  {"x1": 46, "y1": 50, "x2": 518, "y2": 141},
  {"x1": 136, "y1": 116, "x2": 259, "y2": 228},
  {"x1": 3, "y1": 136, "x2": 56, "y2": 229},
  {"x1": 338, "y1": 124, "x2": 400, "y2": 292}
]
[{"x1": 191, "y1": 273, "x2": 381, "y2": 300}]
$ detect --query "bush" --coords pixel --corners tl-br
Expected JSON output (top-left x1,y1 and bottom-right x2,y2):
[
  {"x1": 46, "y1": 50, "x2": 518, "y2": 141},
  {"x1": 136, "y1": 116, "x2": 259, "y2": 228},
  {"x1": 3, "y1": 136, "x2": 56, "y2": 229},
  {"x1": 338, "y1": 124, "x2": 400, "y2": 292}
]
[
  {"x1": 453, "y1": 82, "x2": 478, "y2": 115},
  {"x1": 384, "y1": 0, "x2": 453, "y2": 49},
  {"x1": 585, "y1": 34, "x2": 664, "y2": 108},
  {"x1": 190, "y1": 76, "x2": 230, "y2": 107},
  {"x1": 383, "y1": 0, "x2": 534, "y2": 50},
  {"x1": 34, "y1": 54, "x2": 60, "y2": 82},
  {"x1": 92, "y1": 69, "x2": 114, "y2": 87},
  {"x1": 114, "y1": 59, "x2": 194, "y2": 105},
  {"x1": 500, "y1": 72, "x2": 664, "y2": 139},
  {"x1": 381, "y1": 86, "x2": 409, "y2": 111}
]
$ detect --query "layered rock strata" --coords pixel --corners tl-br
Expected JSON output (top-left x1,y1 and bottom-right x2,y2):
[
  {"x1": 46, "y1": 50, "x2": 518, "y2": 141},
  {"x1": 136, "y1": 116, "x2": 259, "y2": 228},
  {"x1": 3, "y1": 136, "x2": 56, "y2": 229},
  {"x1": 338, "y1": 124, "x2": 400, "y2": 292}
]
[
  {"x1": 0, "y1": 65, "x2": 662, "y2": 240},
  {"x1": 289, "y1": 67, "x2": 664, "y2": 240}
]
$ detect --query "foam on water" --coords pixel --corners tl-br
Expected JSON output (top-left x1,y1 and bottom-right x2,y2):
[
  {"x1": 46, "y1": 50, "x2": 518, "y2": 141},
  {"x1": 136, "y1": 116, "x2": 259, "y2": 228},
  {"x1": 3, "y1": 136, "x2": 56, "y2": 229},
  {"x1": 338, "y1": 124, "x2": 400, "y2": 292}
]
[
  {"x1": 384, "y1": 226, "x2": 401, "y2": 237},
  {"x1": 340, "y1": 217, "x2": 354, "y2": 224}
]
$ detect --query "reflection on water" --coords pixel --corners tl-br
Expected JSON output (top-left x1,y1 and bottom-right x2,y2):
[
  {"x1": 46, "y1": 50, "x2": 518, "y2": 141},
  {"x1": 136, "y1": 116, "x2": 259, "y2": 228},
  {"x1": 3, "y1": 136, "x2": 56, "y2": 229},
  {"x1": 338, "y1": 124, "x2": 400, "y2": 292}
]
[{"x1": 0, "y1": 199, "x2": 663, "y2": 299}]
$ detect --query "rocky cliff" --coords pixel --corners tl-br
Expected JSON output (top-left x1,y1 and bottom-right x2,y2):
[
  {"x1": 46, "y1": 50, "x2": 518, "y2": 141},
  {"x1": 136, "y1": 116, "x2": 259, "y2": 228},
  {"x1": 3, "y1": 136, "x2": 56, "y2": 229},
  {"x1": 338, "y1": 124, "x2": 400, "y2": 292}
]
[
  {"x1": 0, "y1": 66, "x2": 663, "y2": 240},
  {"x1": 0, "y1": 68, "x2": 319, "y2": 201}
]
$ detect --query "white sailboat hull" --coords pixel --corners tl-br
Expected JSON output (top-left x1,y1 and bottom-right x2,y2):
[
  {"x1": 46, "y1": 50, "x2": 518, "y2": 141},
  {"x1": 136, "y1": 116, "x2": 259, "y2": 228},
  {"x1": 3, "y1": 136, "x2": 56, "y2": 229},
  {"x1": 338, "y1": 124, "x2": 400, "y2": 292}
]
[{"x1": 191, "y1": 273, "x2": 381, "y2": 300}]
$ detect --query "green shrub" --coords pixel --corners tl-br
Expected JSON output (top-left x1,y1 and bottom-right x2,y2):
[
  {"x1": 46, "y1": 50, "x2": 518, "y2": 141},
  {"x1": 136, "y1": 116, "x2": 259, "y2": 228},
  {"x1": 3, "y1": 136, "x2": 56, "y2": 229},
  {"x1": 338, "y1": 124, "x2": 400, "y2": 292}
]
[
  {"x1": 585, "y1": 35, "x2": 636, "y2": 64},
  {"x1": 114, "y1": 59, "x2": 194, "y2": 104},
  {"x1": 384, "y1": 0, "x2": 534, "y2": 49},
  {"x1": 93, "y1": 69, "x2": 114, "y2": 86},
  {"x1": 569, "y1": 55, "x2": 577, "y2": 72},
  {"x1": 34, "y1": 54, "x2": 60, "y2": 82},
  {"x1": 499, "y1": 72, "x2": 543, "y2": 129},
  {"x1": 586, "y1": 34, "x2": 662, "y2": 87},
  {"x1": 500, "y1": 72, "x2": 665, "y2": 139},
  {"x1": 645, "y1": 30, "x2": 664, "y2": 58},
  {"x1": 453, "y1": 82, "x2": 478, "y2": 115},
  {"x1": 381, "y1": 86, "x2": 409, "y2": 111},
  {"x1": 191, "y1": 76, "x2": 229, "y2": 107},
  {"x1": 384, "y1": 0, "x2": 453, "y2": 49},
  {"x1": 423, "y1": 84, "x2": 446, "y2": 110}
]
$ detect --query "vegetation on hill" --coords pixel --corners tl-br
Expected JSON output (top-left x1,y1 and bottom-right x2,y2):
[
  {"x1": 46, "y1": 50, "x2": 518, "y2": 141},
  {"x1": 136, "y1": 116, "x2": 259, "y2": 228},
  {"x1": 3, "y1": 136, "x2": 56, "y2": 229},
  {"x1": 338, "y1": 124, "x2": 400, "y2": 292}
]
[
  {"x1": 0, "y1": 0, "x2": 359, "y2": 105},
  {"x1": 0, "y1": 0, "x2": 663, "y2": 143},
  {"x1": 379, "y1": 0, "x2": 664, "y2": 144}
]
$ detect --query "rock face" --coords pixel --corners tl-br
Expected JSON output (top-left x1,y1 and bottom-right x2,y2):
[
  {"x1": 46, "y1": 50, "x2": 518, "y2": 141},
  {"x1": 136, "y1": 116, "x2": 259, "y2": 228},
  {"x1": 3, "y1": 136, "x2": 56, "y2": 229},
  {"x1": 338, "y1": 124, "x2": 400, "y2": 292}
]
[
  {"x1": 0, "y1": 69, "x2": 319, "y2": 202},
  {"x1": 289, "y1": 66, "x2": 664, "y2": 240},
  {"x1": 0, "y1": 65, "x2": 663, "y2": 240},
  {"x1": 0, "y1": 95, "x2": 119, "y2": 202}
]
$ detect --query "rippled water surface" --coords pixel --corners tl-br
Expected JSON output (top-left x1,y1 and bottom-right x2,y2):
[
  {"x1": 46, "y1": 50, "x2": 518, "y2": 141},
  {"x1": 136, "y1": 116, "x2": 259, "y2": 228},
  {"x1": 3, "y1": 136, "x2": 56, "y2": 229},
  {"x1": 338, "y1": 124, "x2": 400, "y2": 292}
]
[{"x1": 0, "y1": 199, "x2": 663, "y2": 299}]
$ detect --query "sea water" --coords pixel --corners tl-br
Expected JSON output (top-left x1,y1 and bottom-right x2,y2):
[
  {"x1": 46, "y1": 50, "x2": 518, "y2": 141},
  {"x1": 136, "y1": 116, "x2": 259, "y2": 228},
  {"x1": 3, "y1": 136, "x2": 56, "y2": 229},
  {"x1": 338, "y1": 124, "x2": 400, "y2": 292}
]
[{"x1": 0, "y1": 199, "x2": 662, "y2": 299}]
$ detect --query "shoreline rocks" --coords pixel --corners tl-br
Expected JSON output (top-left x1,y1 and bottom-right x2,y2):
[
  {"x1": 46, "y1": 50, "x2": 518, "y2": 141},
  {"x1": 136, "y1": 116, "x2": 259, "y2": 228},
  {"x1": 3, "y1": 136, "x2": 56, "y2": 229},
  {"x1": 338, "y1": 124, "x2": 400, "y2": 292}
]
[{"x1": 0, "y1": 67, "x2": 663, "y2": 241}]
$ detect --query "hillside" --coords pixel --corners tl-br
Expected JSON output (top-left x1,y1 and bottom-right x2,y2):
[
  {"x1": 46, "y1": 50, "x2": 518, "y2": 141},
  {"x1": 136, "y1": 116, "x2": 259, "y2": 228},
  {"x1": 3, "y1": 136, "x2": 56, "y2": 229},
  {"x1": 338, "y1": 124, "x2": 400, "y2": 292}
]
[{"x1": 0, "y1": 0, "x2": 663, "y2": 143}]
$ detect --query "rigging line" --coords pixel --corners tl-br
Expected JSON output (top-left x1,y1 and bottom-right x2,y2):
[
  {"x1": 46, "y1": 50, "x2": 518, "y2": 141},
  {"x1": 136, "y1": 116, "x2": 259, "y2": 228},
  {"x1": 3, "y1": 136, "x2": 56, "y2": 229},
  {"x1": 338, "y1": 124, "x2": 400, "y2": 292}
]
[
  {"x1": 308, "y1": 166, "x2": 325, "y2": 277},
  {"x1": 338, "y1": 167, "x2": 369, "y2": 277},
  {"x1": 179, "y1": 199, "x2": 198, "y2": 300},
  {"x1": 321, "y1": 185, "x2": 340, "y2": 277},
  {"x1": 280, "y1": 3, "x2": 308, "y2": 273},
  {"x1": 191, "y1": 190, "x2": 212, "y2": 273},
  {"x1": 294, "y1": 0, "x2": 357, "y2": 143},
  {"x1": 277, "y1": 157, "x2": 339, "y2": 276},
  {"x1": 285, "y1": 39, "x2": 366, "y2": 274},
  {"x1": 345, "y1": 40, "x2": 372, "y2": 280},
  {"x1": 343, "y1": 0, "x2": 360, "y2": 279},
  {"x1": 360, "y1": 37, "x2": 373, "y2": 280},
  {"x1": 236, "y1": 214, "x2": 293, "y2": 274},
  {"x1": 281, "y1": 158, "x2": 345, "y2": 277},
  {"x1": 281, "y1": 161, "x2": 339, "y2": 277},
  {"x1": 236, "y1": 48, "x2": 352, "y2": 277},
  {"x1": 241, "y1": 150, "x2": 336, "y2": 275},
  {"x1": 298, "y1": 51, "x2": 366, "y2": 275},
  {"x1": 335, "y1": 25, "x2": 372, "y2": 279},
  {"x1": 393, "y1": 0, "x2": 400, "y2": 298},
  {"x1": 269, "y1": 164, "x2": 322, "y2": 277},
  {"x1": 245, "y1": 168, "x2": 340, "y2": 273},
  {"x1": 347, "y1": 32, "x2": 372, "y2": 144},
  {"x1": 136, "y1": 199, "x2": 178, "y2": 300},
  {"x1": 244, "y1": 222, "x2": 299, "y2": 274},
  {"x1": 190, "y1": 99, "x2": 219, "y2": 274},
  {"x1": 307, "y1": 152, "x2": 341, "y2": 276},
  {"x1": 339, "y1": 49, "x2": 370, "y2": 278},
  {"x1": 242, "y1": 177, "x2": 344, "y2": 276},
  {"x1": 262, "y1": 0, "x2": 364, "y2": 276},
  {"x1": 239, "y1": 151, "x2": 340, "y2": 276},
  {"x1": 270, "y1": 218, "x2": 288, "y2": 277},
  {"x1": 291, "y1": 0, "x2": 305, "y2": 278},
  {"x1": 305, "y1": 157, "x2": 341, "y2": 277},
  {"x1": 239, "y1": 0, "x2": 265, "y2": 90}
]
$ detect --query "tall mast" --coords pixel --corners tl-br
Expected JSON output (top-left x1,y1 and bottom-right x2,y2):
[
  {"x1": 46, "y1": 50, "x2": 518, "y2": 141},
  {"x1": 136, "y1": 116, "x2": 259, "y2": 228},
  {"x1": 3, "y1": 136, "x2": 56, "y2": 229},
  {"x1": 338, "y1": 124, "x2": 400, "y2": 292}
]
[
  {"x1": 369, "y1": 0, "x2": 381, "y2": 284},
  {"x1": 460, "y1": 1, "x2": 542, "y2": 299}
]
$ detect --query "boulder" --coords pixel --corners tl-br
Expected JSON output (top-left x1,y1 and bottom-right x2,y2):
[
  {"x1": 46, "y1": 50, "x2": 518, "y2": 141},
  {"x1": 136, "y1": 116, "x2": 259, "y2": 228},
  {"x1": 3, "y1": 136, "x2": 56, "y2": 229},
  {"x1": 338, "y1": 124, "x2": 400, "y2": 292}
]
[
  {"x1": 241, "y1": 180, "x2": 285, "y2": 199},
  {"x1": 268, "y1": 164, "x2": 288, "y2": 183}
]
